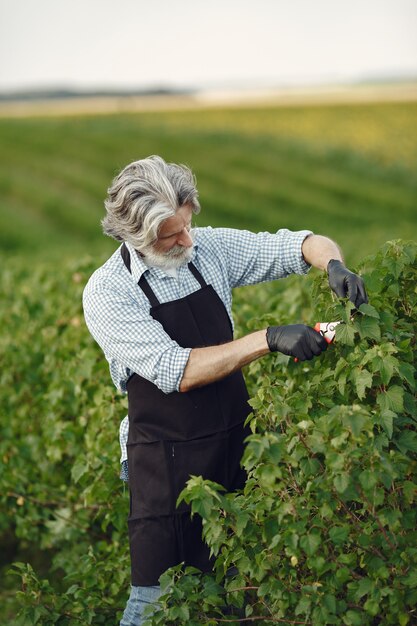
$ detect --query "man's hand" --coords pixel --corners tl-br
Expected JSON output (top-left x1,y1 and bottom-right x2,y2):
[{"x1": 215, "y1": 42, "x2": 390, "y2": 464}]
[
  {"x1": 266, "y1": 324, "x2": 328, "y2": 361},
  {"x1": 327, "y1": 259, "x2": 368, "y2": 308}
]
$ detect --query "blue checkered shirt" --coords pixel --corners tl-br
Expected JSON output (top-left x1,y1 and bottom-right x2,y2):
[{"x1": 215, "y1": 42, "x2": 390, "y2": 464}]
[{"x1": 83, "y1": 226, "x2": 312, "y2": 480}]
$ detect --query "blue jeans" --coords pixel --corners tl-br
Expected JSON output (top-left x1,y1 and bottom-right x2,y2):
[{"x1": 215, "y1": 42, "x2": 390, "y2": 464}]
[
  {"x1": 120, "y1": 585, "x2": 162, "y2": 626},
  {"x1": 120, "y1": 567, "x2": 240, "y2": 624}
]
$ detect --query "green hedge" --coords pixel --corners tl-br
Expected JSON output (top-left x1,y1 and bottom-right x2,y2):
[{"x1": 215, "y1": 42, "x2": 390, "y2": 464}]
[{"x1": 1, "y1": 239, "x2": 416, "y2": 625}]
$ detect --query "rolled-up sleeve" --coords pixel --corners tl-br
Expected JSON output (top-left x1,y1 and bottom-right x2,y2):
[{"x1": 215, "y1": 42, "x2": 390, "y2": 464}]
[
  {"x1": 213, "y1": 227, "x2": 313, "y2": 288},
  {"x1": 83, "y1": 285, "x2": 191, "y2": 394}
]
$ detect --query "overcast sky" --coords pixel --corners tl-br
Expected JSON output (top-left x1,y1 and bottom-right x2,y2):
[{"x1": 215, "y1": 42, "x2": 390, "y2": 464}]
[{"x1": 1, "y1": 0, "x2": 416, "y2": 92}]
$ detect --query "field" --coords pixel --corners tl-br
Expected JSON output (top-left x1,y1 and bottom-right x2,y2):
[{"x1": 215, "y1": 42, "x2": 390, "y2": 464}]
[
  {"x1": 0, "y1": 100, "x2": 416, "y2": 265},
  {"x1": 0, "y1": 99, "x2": 416, "y2": 624}
]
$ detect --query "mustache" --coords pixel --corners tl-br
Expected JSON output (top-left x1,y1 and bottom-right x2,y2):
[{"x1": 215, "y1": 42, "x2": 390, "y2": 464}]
[
  {"x1": 165, "y1": 245, "x2": 190, "y2": 258},
  {"x1": 162, "y1": 229, "x2": 195, "y2": 257}
]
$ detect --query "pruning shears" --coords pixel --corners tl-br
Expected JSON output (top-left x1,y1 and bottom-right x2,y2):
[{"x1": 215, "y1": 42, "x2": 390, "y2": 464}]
[
  {"x1": 313, "y1": 320, "x2": 343, "y2": 344},
  {"x1": 294, "y1": 319, "x2": 343, "y2": 363}
]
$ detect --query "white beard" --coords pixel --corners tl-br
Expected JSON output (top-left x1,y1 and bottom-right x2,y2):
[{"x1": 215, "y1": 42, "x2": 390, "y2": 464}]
[{"x1": 141, "y1": 231, "x2": 195, "y2": 270}]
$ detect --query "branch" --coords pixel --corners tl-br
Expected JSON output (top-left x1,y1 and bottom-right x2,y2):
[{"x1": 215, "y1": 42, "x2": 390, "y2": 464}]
[
  {"x1": 7, "y1": 491, "x2": 110, "y2": 539},
  {"x1": 213, "y1": 616, "x2": 311, "y2": 624},
  {"x1": 357, "y1": 487, "x2": 397, "y2": 551},
  {"x1": 226, "y1": 586, "x2": 259, "y2": 594},
  {"x1": 7, "y1": 491, "x2": 106, "y2": 510}
]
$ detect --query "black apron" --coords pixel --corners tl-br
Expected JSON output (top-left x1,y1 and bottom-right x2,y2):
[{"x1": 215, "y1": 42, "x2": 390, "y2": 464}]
[{"x1": 121, "y1": 243, "x2": 251, "y2": 586}]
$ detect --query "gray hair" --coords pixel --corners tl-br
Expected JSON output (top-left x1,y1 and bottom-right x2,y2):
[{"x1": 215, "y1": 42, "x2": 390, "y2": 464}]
[{"x1": 102, "y1": 155, "x2": 201, "y2": 250}]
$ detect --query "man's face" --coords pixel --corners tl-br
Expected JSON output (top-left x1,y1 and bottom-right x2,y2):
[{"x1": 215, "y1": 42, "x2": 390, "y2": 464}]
[{"x1": 142, "y1": 204, "x2": 194, "y2": 269}]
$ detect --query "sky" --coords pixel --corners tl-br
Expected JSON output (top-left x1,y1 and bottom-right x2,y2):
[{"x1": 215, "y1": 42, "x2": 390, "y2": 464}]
[{"x1": 1, "y1": 0, "x2": 416, "y2": 92}]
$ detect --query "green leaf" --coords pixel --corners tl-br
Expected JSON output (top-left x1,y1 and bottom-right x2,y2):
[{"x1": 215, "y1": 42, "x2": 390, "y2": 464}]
[
  {"x1": 170, "y1": 605, "x2": 190, "y2": 620},
  {"x1": 363, "y1": 270, "x2": 384, "y2": 294},
  {"x1": 404, "y1": 392, "x2": 417, "y2": 419},
  {"x1": 377, "y1": 385, "x2": 404, "y2": 413},
  {"x1": 379, "y1": 311, "x2": 395, "y2": 333},
  {"x1": 353, "y1": 577, "x2": 373, "y2": 601},
  {"x1": 335, "y1": 357, "x2": 349, "y2": 378},
  {"x1": 319, "y1": 502, "x2": 334, "y2": 519},
  {"x1": 363, "y1": 555, "x2": 386, "y2": 575},
  {"x1": 295, "y1": 595, "x2": 311, "y2": 616},
  {"x1": 351, "y1": 368, "x2": 373, "y2": 400},
  {"x1": 382, "y1": 256, "x2": 405, "y2": 279},
  {"x1": 312, "y1": 605, "x2": 330, "y2": 623},
  {"x1": 203, "y1": 578, "x2": 224, "y2": 596},
  {"x1": 268, "y1": 442, "x2": 283, "y2": 463},
  {"x1": 403, "y1": 569, "x2": 417, "y2": 588},
  {"x1": 335, "y1": 323, "x2": 355, "y2": 346},
  {"x1": 323, "y1": 593, "x2": 337, "y2": 614},
  {"x1": 364, "y1": 597, "x2": 379, "y2": 616},
  {"x1": 310, "y1": 556, "x2": 326, "y2": 574},
  {"x1": 343, "y1": 610, "x2": 364, "y2": 626},
  {"x1": 344, "y1": 411, "x2": 369, "y2": 438},
  {"x1": 379, "y1": 356, "x2": 399, "y2": 386},
  {"x1": 403, "y1": 242, "x2": 417, "y2": 263},
  {"x1": 358, "y1": 303, "x2": 380, "y2": 318},
  {"x1": 300, "y1": 533, "x2": 321, "y2": 556},
  {"x1": 336, "y1": 567, "x2": 352, "y2": 585},
  {"x1": 300, "y1": 457, "x2": 321, "y2": 476},
  {"x1": 235, "y1": 513, "x2": 250, "y2": 537},
  {"x1": 396, "y1": 430, "x2": 417, "y2": 454},
  {"x1": 334, "y1": 473, "x2": 350, "y2": 494},
  {"x1": 71, "y1": 459, "x2": 88, "y2": 484},
  {"x1": 398, "y1": 362, "x2": 415, "y2": 389},
  {"x1": 329, "y1": 525, "x2": 349, "y2": 545},
  {"x1": 359, "y1": 316, "x2": 381, "y2": 341},
  {"x1": 379, "y1": 410, "x2": 395, "y2": 439},
  {"x1": 359, "y1": 470, "x2": 378, "y2": 490},
  {"x1": 338, "y1": 371, "x2": 348, "y2": 395},
  {"x1": 403, "y1": 481, "x2": 417, "y2": 503}
]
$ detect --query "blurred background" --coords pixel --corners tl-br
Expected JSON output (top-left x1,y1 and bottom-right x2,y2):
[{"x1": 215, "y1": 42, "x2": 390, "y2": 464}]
[
  {"x1": 0, "y1": 0, "x2": 416, "y2": 265},
  {"x1": 0, "y1": 1, "x2": 416, "y2": 622}
]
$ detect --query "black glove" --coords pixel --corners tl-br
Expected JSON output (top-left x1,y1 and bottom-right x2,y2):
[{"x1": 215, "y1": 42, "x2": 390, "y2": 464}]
[
  {"x1": 266, "y1": 324, "x2": 328, "y2": 361},
  {"x1": 327, "y1": 259, "x2": 368, "y2": 308}
]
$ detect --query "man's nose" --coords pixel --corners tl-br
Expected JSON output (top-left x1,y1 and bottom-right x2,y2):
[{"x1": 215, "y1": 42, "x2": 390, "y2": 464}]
[{"x1": 177, "y1": 228, "x2": 193, "y2": 247}]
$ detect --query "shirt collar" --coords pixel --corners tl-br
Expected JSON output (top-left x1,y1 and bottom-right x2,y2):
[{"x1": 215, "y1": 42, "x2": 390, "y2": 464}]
[{"x1": 124, "y1": 240, "x2": 199, "y2": 283}]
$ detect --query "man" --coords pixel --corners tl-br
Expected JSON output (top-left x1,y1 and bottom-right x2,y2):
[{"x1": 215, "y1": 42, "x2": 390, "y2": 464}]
[{"x1": 83, "y1": 155, "x2": 367, "y2": 625}]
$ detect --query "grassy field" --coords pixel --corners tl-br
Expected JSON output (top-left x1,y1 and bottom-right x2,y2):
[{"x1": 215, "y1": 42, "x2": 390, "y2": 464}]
[{"x1": 0, "y1": 100, "x2": 416, "y2": 267}]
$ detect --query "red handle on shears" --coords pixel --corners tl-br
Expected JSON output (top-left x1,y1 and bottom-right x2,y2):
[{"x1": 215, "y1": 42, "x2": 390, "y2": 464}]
[{"x1": 294, "y1": 320, "x2": 342, "y2": 362}]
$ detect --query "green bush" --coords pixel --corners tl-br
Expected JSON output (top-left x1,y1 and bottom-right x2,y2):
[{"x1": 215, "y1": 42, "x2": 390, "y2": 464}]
[
  {"x1": 0, "y1": 258, "x2": 130, "y2": 624},
  {"x1": 148, "y1": 240, "x2": 417, "y2": 625},
  {"x1": 1, "y1": 239, "x2": 416, "y2": 625}
]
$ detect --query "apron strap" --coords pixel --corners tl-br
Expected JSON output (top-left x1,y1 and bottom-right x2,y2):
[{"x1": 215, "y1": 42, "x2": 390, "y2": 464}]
[
  {"x1": 120, "y1": 243, "x2": 160, "y2": 306},
  {"x1": 137, "y1": 275, "x2": 160, "y2": 307},
  {"x1": 187, "y1": 261, "x2": 207, "y2": 288},
  {"x1": 120, "y1": 242, "x2": 131, "y2": 272}
]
